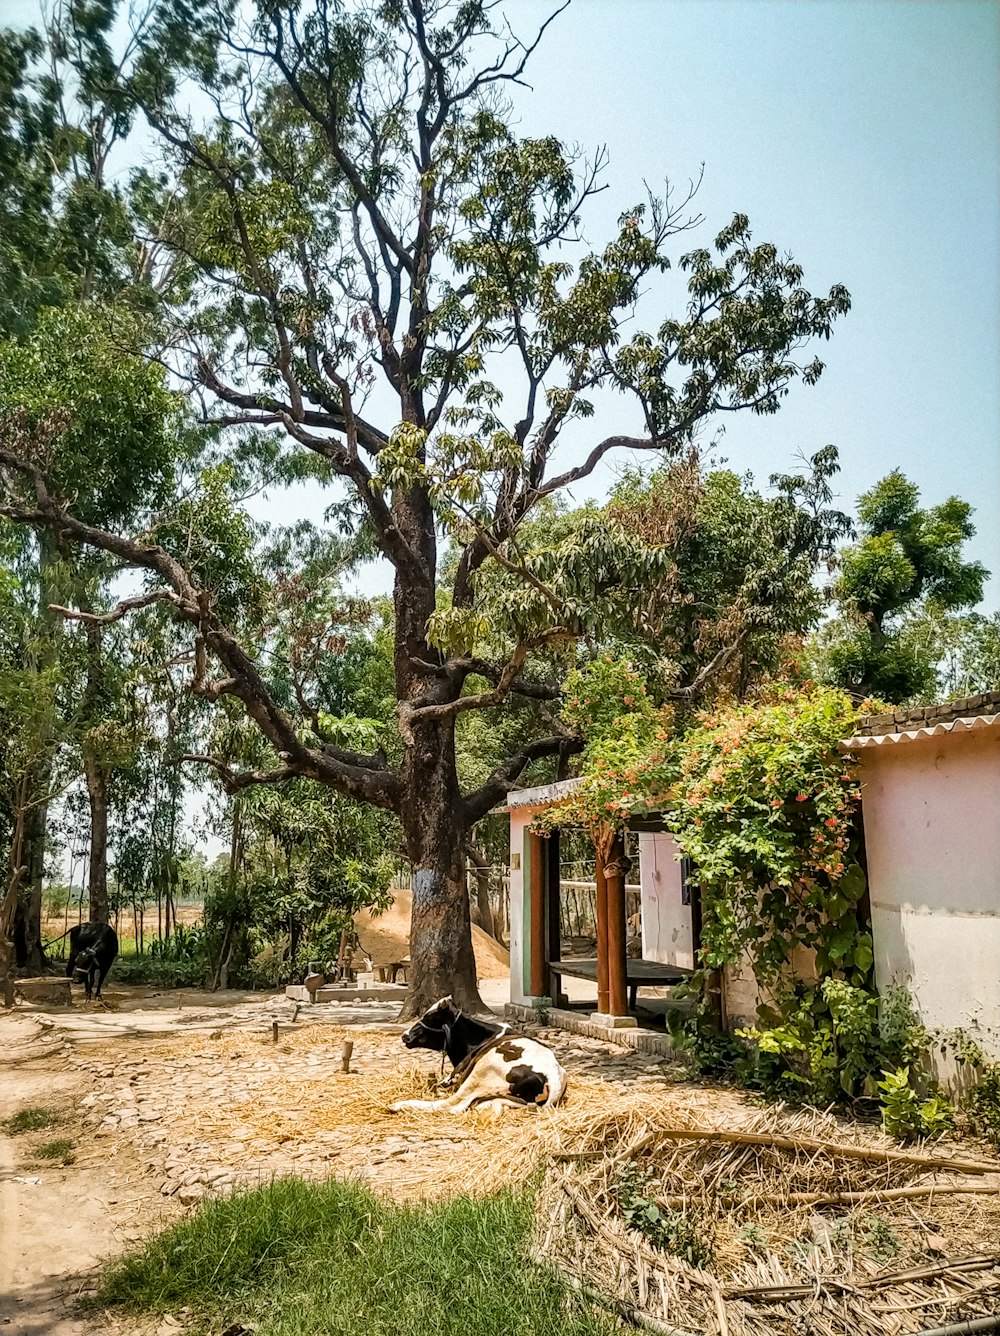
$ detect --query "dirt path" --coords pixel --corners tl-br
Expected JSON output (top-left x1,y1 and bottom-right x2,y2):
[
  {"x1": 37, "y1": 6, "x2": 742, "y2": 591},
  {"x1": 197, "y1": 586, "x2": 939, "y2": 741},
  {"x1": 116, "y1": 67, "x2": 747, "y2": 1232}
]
[{"x1": 0, "y1": 1016, "x2": 159, "y2": 1335}]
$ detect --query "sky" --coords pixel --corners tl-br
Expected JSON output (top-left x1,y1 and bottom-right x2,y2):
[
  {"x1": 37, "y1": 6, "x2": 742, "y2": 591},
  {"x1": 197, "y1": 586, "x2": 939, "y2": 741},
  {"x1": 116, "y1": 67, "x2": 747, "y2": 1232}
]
[
  {"x1": 3, "y1": 0, "x2": 997, "y2": 871},
  {"x1": 4, "y1": 0, "x2": 998, "y2": 600},
  {"x1": 507, "y1": 0, "x2": 1000, "y2": 604}
]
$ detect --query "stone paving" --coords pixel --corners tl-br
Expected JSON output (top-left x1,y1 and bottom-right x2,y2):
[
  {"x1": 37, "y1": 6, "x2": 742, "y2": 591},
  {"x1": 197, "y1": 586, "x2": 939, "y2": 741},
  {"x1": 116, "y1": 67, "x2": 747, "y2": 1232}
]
[{"x1": 54, "y1": 994, "x2": 689, "y2": 1207}]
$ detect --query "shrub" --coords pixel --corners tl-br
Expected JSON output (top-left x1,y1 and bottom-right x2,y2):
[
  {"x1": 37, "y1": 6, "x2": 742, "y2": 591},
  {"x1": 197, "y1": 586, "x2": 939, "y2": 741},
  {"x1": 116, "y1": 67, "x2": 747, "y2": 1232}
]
[{"x1": 877, "y1": 1067, "x2": 954, "y2": 1141}]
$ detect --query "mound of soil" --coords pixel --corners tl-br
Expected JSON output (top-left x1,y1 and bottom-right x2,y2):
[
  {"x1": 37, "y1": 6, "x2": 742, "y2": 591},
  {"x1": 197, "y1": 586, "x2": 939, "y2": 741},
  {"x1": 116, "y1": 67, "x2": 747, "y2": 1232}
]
[{"x1": 354, "y1": 888, "x2": 510, "y2": 981}]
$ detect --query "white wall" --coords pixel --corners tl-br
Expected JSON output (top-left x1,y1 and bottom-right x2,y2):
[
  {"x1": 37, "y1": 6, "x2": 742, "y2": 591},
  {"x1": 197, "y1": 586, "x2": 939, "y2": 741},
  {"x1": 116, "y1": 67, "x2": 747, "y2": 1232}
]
[
  {"x1": 508, "y1": 808, "x2": 531, "y2": 1004},
  {"x1": 861, "y1": 726, "x2": 1000, "y2": 1059},
  {"x1": 637, "y1": 832, "x2": 694, "y2": 970}
]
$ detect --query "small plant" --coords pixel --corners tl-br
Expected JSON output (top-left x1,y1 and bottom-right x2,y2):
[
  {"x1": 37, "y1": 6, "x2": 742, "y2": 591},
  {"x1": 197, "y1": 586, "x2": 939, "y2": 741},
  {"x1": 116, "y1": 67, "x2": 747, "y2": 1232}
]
[
  {"x1": 738, "y1": 1222, "x2": 769, "y2": 1253},
  {"x1": 859, "y1": 1214, "x2": 901, "y2": 1262},
  {"x1": 940, "y1": 1029, "x2": 1000, "y2": 1146},
  {"x1": 967, "y1": 1066, "x2": 1000, "y2": 1144},
  {"x1": 33, "y1": 1138, "x2": 75, "y2": 1164},
  {"x1": 666, "y1": 1003, "x2": 745, "y2": 1077},
  {"x1": 616, "y1": 1165, "x2": 713, "y2": 1269},
  {"x1": 2, "y1": 1106, "x2": 60, "y2": 1135},
  {"x1": 877, "y1": 1067, "x2": 954, "y2": 1142}
]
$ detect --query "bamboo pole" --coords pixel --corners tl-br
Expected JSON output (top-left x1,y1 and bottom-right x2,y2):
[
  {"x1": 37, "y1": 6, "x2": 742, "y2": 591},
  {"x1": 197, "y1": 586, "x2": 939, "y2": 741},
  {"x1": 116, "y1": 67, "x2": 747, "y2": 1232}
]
[{"x1": 562, "y1": 1127, "x2": 999, "y2": 1175}]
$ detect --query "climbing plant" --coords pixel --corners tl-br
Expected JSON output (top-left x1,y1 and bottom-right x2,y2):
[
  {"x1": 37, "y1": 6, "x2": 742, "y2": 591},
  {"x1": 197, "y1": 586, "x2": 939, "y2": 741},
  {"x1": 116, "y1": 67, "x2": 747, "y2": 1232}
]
[{"x1": 666, "y1": 686, "x2": 876, "y2": 994}]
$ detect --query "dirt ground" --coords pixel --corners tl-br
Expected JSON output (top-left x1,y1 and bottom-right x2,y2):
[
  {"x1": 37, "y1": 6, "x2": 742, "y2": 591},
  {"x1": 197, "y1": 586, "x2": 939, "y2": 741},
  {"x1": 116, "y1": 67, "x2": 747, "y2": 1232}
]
[
  {"x1": 5, "y1": 982, "x2": 1000, "y2": 1336},
  {"x1": 0, "y1": 980, "x2": 675, "y2": 1335}
]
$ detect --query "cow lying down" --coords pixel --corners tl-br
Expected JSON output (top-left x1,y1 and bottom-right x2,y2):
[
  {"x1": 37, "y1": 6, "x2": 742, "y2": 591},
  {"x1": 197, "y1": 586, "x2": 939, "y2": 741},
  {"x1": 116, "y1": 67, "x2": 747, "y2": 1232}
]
[{"x1": 387, "y1": 996, "x2": 567, "y2": 1115}]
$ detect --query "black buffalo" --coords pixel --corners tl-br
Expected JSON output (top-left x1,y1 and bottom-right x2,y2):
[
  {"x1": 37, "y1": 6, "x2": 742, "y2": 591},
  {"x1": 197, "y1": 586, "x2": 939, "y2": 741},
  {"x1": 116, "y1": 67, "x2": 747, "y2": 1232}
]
[{"x1": 66, "y1": 923, "x2": 118, "y2": 1001}]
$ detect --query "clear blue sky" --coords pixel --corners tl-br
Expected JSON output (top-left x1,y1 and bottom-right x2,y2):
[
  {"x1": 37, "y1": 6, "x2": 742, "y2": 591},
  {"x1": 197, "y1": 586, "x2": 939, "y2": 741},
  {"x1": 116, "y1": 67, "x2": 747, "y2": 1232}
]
[
  {"x1": 3, "y1": 0, "x2": 998, "y2": 604},
  {"x1": 507, "y1": 0, "x2": 1000, "y2": 604}
]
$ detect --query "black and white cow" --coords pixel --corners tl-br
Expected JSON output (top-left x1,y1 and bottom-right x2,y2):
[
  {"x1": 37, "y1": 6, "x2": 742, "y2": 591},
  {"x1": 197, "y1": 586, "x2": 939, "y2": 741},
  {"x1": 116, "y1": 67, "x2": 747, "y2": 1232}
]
[
  {"x1": 66, "y1": 922, "x2": 119, "y2": 1001},
  {"x1": 387, "y1": 996, "x2": 568, "y2": 1114}
]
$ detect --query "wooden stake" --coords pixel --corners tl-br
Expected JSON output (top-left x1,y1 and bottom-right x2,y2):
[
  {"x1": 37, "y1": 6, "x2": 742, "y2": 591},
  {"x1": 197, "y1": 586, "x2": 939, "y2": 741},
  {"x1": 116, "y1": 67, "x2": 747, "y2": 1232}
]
[
  {"x1": 341, "y1": 1040, "x2": 354, "y2": 1073},
  {"x1": 271, "y1": 1021, "x2": 278, "y2": 1043}
]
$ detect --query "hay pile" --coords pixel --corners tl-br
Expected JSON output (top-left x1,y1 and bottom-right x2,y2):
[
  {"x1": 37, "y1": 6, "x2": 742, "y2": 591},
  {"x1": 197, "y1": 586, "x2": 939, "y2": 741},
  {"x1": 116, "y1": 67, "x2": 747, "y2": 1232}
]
[
  {"x1": 532, "y1": 1099, "x2": 1000, "y2": 1336},
  {"x1": 354, "y1": 888, "x2": 510, "y2": 980}
]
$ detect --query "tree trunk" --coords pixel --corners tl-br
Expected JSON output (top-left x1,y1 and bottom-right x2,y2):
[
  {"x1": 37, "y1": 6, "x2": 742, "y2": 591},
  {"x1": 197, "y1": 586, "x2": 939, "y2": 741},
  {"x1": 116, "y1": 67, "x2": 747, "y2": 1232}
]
[
  {"x1": 14, "y1": 797, "x2": 46, "y2": 972},
  {"x1": 398, "y1": 739, "x2": 482, "y2": 1019},
  {"x1": 465, "y1": 842, "x2": 495, "y2": 939},
  {"x1": 84, "y1": 750, "x2": 110, "y2": 924}
]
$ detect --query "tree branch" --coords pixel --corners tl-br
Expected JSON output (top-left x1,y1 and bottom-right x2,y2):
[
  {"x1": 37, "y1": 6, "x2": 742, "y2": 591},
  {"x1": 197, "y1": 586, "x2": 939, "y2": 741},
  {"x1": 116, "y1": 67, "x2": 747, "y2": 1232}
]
[
  {"x1": 0, "y1": 442, "x2": 402, "y2": 813},
  {"x1": 407, "y1": 629, "x2": 574, "y2": 723},
  {"x1": 463, "y1": 734, "x2": 583, "y2": 826},
  {"x1": 175, "y1": 754, "x2": 299, "y2": 795},
  {"x1": 48, "y1": 589, "x2": 176, "y2": 625}
]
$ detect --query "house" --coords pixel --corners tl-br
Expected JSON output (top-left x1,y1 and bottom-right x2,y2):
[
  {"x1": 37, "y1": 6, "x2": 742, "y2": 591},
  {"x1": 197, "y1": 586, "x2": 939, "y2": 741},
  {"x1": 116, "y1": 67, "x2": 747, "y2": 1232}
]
[
  {"x1": 504, "y1": 690, "x2": 1000, "y2": 1057},
  {"x1": 841, "y1": 690, "x2": 1000, "y2": 1060}
]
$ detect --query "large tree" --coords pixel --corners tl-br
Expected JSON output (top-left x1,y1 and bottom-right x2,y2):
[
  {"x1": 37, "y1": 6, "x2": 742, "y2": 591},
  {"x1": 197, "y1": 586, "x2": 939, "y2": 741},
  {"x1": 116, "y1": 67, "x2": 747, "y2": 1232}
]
[{"x1": 0, "y1": 0, "x2": 851, "y2": 1013}]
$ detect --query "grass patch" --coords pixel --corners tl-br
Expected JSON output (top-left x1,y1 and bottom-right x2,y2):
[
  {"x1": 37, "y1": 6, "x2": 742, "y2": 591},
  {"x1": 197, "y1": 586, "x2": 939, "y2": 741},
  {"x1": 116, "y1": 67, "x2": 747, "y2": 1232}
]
[
  {"x1": 2, "y1": 1106, "x2": 61, "y2": 1135},
  {"x1": 99, "y1": 1177, "x2": 617, "y2": 1336},
  {"x1": 33, "y1": 1138, "x2": 76, "y2": 1164}
]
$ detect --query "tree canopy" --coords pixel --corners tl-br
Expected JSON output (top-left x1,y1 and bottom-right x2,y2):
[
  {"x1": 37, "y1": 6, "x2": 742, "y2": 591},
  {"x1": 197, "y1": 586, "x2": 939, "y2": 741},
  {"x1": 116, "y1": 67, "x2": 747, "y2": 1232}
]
[
  {"x1": 808, "y1": 470, "x2": 988, "y2": 702},
  {"x1": 0, "y1": 0, "x2": 854, "y2": 1012}
]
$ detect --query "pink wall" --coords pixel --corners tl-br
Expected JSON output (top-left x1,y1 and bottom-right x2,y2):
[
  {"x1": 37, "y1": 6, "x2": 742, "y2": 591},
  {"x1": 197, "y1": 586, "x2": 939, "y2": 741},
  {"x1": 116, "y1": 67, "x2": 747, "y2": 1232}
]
[{"x1": 858, "y1": 724, "x2": 1000, "y2": 1057}]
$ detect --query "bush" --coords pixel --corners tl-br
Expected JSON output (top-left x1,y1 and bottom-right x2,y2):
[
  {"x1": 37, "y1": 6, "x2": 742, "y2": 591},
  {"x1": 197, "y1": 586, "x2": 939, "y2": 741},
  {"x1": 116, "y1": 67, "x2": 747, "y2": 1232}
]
[{"x1": 877, "y1": 1067, "x2": 954, "y2": 1142}]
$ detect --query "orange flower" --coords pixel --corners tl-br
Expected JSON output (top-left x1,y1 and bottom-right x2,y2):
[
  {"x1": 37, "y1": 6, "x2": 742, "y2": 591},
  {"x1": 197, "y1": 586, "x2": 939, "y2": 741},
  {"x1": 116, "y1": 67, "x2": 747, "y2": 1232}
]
[
  {"x1": 770, "y1": 799, "x2": 782, "y2": 808},
  {"x1": 824, "y1": 817, "x2": 838, "y2": 829},
  {"x1": 795, "y1": 793, "x2": 808, "y2": 802}
]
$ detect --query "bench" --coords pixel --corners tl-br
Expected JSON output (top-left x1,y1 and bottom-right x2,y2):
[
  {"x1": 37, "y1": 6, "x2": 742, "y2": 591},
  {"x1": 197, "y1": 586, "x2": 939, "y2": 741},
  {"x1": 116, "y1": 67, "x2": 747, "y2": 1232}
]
[{"x1": 547, "y1": 957, "x2": 694, "y2": 1011}]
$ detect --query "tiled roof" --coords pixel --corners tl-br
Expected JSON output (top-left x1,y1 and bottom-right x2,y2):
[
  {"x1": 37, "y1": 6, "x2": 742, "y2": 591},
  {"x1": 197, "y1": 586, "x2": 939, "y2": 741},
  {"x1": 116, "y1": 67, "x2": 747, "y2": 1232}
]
[{"x1": 853, "y1": 691, "x2": 1000, "y2": 737}]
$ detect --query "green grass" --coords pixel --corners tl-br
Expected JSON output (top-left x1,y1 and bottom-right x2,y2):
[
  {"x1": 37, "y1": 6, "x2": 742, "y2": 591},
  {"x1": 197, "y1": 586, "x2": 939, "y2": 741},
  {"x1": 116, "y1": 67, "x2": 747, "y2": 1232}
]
[
  {"x1": 2, "y1": 1106, "x2": 61, "y2": 1135},
  {"x1": 99, "y1": 1178, "x2": 618, "y2": 1336},
  {"x1": 32, "y1": 1137, "x2": 76, "y2": 1164}
]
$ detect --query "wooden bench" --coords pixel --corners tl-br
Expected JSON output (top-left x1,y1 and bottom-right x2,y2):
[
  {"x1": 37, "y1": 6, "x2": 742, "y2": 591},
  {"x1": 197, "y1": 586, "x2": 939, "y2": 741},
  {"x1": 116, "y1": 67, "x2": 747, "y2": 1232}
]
[{"x1": 548, "y1": 957, "x2": 694, "y2": 1011}]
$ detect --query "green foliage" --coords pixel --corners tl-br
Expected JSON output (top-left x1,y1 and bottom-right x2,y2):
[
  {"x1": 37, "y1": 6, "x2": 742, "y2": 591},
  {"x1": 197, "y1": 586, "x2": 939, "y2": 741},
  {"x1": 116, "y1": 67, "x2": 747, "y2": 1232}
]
[
  {"x1": 32, "y1": 1136, "x2": 76, "y2": 1164},
  {"x1": 98, "y1": 1178, "x2": 617, "y2": 1336},
  {"x1": 877, "y1": 1068, "x2": 954, "y2": 1142},
  {"x1": 617, "y1": 1165, "x2": 713, "y2": 1269},
  {"x1": 810, "y1": 471, "x2": 988, "y2": 702},
  {"x1": 2, "y1": 1106, "x2": 60, "y2": 1134},
  {"x1": 938, "y1": 1030, "x2": 1000, "y2": 1146},
  {"x1": 737, "y1": 978, "x2": 883, "y2": 1102},
  {"x1": 604, "y1": 448, "x2": 851, "y2": 697},
  {"x1": 0, "y1": 305, "x2": 183, "y2": 527},
  {"x1": 857, "y1": 1215, "x2": 901, "y2": 1262},
  {"x1": 533, "y1": 655, "x2": 673, "y2": 855},
  {"x1": 667, "y1": 688, "x2": 873, "y2": 989}
]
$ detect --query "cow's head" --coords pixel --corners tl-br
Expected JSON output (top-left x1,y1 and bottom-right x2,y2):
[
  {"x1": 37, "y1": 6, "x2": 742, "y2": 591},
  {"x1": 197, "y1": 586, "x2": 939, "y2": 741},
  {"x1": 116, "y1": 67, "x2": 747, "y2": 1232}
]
[
  {"x1": 72, "y1": 947, "x2": 99, "y2": 982},
  {"x1": 401, "y1": 996, "x2": 461, "y2": 1051}
]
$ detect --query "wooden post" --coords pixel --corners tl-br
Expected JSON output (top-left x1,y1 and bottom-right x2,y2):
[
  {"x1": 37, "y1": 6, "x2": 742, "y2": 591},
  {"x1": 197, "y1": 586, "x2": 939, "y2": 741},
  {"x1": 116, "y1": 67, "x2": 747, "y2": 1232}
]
[
  {"x1": 606, "y1": 831, "x2": 629, "y2": 1018},
  {"x1": 529, "y1": 831, "x2": 547, "y2": 999},
  {"x1": 546, "y1": 831, "x2": 562, "y2": 1006},
  {"x1": 595, "y1": 846, "x2": 610, "y2": 1015},
  {"x1": 341, "y1": 1040, "x2": 354, "y2": 1073}
]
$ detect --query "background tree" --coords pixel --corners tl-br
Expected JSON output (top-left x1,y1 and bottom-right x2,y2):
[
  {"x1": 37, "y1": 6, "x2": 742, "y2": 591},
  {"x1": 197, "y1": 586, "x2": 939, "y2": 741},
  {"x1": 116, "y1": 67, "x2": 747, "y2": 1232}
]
[
  {"x1": 0, "y1": 0, "x2": 851, "y2": 1013},
  {"x1": 808, "y1": 470, "x2": 988, "y2": 702}
]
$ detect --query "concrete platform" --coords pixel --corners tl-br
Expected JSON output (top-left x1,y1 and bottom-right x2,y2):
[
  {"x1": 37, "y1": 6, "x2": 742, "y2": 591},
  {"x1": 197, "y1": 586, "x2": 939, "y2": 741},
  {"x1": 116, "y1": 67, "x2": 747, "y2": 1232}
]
[
  {"x1": 285, "y1": 983, "x2": 408, "y2": 1004},
  {"x1": 505, "y1": 1001, "x2": 683, "y2": 1059},
  {"x1": 14, "y1": 976, "x2": 72, "y2": 1005}
]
